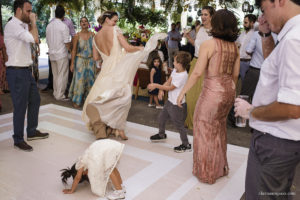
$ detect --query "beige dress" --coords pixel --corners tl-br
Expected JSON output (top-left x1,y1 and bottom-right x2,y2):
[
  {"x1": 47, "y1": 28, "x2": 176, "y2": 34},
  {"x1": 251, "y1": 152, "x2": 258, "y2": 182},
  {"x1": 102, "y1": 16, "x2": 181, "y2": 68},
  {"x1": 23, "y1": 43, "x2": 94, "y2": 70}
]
[{"x1": 82, "y1": 26, "x2": 166, "y2": 130}]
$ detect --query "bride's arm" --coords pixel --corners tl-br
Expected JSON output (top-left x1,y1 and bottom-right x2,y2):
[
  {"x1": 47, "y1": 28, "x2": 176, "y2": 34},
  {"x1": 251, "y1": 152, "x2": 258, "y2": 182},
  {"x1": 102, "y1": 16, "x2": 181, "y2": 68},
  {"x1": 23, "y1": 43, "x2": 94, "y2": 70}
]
[
  {"x1": 92, "y1": 43, "x2": 102, "y2": 61},
  {"x1": 117, "y1": 34, "x2": 143, "y2": 53}
]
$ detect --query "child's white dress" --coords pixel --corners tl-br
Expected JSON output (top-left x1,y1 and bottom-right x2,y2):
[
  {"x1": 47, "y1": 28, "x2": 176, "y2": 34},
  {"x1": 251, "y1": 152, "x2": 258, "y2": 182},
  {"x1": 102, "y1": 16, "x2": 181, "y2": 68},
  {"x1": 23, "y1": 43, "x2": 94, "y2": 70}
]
[{"x1": 75, "y1": 139, "x2": 124, "y2": 197}]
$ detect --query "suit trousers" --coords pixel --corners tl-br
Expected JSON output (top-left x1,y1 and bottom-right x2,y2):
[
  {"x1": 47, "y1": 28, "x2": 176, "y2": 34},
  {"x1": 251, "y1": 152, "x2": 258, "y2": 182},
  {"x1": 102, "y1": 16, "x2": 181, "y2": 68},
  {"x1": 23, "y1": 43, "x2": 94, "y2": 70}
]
[
  {"x1": 158, "y1": 100, "x2": 189, "y2": 145},
  {"x1": 6, "y1": 67, "x2": 40, "y2": 144},
  {"x1": 245, "y1": 130, "x2": 300, "y2": 200},
  {"x1": 167, "y1": 47, "x2": 178, "y2": 68},
  {"x1": 51, "y1": 57, "x2": 69, "y2": 100},
  {"x1": 240, "y1": 67, "x2": 260, "y2": 102},
  {"x1": 239, "y1": 60, "x2": 250, "y2": 81}
]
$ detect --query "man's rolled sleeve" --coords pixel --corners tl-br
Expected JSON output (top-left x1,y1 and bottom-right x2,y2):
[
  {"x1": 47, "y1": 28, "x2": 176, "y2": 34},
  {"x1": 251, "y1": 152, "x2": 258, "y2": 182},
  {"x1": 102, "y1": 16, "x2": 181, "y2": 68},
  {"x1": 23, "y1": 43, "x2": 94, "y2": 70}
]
[
  {"x1": 18, "y1": 31, "x2": 34, "y2": 43},
  {"x1": 246, "y1": 33, "x2": 256, "y2": 54},
  {"x1": 277, "y1": 39, "x2": 300, "y2": 105}
]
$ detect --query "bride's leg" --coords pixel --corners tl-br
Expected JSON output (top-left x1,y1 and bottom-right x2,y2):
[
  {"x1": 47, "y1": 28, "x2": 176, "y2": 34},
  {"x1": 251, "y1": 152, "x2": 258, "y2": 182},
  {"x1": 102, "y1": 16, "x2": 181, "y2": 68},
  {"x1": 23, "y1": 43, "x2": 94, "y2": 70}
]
[
  {"x1": 86, "y1": 104, "x2": 107, "y2": 139},
  {"x1": 115, "y1": 129, "x2": 128, "y2": 140}
]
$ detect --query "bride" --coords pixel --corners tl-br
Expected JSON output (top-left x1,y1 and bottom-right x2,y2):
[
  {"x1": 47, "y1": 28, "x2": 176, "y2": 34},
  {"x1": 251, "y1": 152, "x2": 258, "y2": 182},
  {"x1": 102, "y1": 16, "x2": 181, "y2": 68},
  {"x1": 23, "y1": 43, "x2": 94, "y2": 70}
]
[{"x1": 82, "y1": 11, "x2": 166, "y2": 140}]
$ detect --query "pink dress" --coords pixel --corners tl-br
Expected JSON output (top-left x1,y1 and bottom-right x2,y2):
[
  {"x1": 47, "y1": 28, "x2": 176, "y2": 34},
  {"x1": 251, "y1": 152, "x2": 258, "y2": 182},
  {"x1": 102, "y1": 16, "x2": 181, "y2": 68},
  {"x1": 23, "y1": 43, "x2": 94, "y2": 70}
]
[{"x1": 193, "y1": 38, "x2": 238, "y2": 184}]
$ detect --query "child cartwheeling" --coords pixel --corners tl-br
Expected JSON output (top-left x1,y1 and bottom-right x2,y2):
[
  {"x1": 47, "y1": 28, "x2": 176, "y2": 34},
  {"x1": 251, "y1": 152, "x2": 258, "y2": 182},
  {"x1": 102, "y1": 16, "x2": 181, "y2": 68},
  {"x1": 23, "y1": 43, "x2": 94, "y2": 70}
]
[
  {"x1": 148, "y1": 56, "x2": 163, "y2": 109},
  {"x1": 147, "y1": 51, "x2": 192, "y2": 153},
  {"x1": 60, "y1": 139, "x2": 126, "y2": 200}
]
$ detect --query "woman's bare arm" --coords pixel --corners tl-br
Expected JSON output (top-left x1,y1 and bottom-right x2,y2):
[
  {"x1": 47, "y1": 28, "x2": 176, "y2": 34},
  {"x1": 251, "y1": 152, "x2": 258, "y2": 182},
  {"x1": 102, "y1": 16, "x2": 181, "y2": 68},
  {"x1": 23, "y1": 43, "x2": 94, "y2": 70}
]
[
  {"x1": 232, "y1": 49, "x2": 240, "y2": 85},
  {"x1": 117, "y1": 34, "x2": 143, "y2": 53},
  {"x1": 70, "y1": 34, "x2": 79, "y2": 72}
]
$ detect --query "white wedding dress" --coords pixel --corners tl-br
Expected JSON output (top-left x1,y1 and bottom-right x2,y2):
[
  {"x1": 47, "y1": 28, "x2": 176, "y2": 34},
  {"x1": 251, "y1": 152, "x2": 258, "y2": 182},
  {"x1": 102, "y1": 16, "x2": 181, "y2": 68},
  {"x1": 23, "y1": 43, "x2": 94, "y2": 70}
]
[
  {"x1": 82, "y1": 26, "x2": 167, "y2": 130},
  {"x1": 75, "y1": 139, "x2": 124, "y2": 197}
]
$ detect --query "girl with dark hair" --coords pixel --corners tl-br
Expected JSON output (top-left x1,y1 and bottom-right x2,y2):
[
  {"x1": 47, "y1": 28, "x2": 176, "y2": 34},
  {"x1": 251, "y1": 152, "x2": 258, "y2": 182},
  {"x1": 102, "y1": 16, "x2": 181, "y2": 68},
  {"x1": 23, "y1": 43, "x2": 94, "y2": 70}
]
[
  {"x1": 177, "y1": 9, "x2": 240, "y2": 184},
  {"x1": 147, "y1": 56, "x2": 163, "y2": 109},
  {"x1": 68, "y1": 17, "x2": 96, "y2": 108},
  {"x1": 61, "y1": 139, "x2": 125, "y2": 199},
  {"x1": 81, "y1": 11, "x2": 166, "y2": 140}
]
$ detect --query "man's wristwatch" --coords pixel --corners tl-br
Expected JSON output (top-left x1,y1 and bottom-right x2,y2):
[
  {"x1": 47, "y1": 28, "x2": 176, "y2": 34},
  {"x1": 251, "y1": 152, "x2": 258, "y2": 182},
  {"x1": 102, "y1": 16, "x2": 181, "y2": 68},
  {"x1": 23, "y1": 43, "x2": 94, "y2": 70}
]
[{"x1": 258, "y1": 31, "x2": 271, "y2": 38}]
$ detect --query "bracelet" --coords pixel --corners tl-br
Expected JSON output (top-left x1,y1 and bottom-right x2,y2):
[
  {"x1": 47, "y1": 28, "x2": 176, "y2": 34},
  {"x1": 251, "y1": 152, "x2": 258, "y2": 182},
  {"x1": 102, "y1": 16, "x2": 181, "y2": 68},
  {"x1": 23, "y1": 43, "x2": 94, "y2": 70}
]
[{"x1": 258, "y1": 31, "x2": 271, "y2": 38}]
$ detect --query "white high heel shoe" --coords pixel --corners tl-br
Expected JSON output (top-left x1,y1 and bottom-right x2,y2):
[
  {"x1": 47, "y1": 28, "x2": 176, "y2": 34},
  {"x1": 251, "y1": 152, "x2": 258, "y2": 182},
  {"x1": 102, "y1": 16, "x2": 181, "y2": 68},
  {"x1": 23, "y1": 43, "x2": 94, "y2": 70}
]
[{"x1": 107, "y1": 189, "x2": 125, "y2": 200}]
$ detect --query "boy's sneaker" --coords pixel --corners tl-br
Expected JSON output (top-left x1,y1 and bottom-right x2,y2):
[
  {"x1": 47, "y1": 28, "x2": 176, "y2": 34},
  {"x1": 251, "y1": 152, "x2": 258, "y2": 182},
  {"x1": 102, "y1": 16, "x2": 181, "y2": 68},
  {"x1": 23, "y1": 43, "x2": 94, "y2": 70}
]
[
  {"x1": 148, "y1": 104, "x2": 155, "y2": 107},
  {"x1": 27, "y1": 130, "x2": 49, "y2": 141},
  {"x1": 150, "y1": 133, "x2": 167, "y2": 142},
  {"x1": 155, "y1": 105, "x2": 164, "y2": 109},
  {"x1": 174, "y1": 144, "x2": 192, "y2": 153}
]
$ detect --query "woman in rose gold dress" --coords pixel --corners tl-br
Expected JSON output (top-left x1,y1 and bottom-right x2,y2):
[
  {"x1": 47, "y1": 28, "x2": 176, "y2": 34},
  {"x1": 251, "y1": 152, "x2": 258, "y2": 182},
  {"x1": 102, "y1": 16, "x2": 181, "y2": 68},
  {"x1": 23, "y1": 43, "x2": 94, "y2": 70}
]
[{"x1": 177, "y1": 9, "x2": 240, "y2": 184}]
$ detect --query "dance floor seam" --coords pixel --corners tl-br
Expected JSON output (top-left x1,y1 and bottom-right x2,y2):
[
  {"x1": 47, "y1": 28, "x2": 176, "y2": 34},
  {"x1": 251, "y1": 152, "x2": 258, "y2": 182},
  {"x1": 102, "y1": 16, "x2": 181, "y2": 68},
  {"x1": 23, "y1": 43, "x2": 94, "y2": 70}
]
[{"x1": 0, "y1": 104, "x2": 248, "y2": 200}]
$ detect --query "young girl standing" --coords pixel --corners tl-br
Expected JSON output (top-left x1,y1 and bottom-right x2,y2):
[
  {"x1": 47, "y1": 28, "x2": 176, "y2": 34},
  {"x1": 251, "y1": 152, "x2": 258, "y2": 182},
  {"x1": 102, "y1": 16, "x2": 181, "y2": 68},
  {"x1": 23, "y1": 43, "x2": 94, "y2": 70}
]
[{"x1": 148, "y1": 56, "x2": 163, "y2": 109}]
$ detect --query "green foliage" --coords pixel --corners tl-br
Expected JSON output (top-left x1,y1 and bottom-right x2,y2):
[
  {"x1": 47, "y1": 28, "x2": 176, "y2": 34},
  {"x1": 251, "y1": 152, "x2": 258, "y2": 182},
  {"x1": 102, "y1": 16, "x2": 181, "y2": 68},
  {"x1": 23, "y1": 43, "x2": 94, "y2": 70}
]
[{"x1": 1, "y1": 0, "x2": 13, "y2": 7}]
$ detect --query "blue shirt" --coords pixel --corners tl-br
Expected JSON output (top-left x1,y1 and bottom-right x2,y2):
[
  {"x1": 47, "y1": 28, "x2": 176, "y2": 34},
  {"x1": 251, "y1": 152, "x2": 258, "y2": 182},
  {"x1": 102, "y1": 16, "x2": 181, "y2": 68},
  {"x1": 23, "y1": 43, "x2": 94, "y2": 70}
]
[
  {"x1": 246, "y1": 31, "x2": 277, "y2": 69},
  {"x1": 166, "y1": 30, "x2": 181, "y2": 49}
]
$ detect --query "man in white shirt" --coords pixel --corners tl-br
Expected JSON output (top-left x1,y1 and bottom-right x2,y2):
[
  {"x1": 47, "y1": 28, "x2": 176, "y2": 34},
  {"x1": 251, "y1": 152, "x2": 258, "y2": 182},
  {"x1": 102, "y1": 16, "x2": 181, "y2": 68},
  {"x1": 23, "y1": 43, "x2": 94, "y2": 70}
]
[
  {"x1": 240, "y1": 29, "x2": 277, "y2": 101},
  {"x1": 4, "y1": 0, "x2": 49, "y2": 152},
  {"x1": 46, "y1": 5, "x2": 71, "y2": 100},
  {"x1": 236, "y1": 14, "x2": 257, "y2": 81},
  {"x1": 165, "y1": 23, "x2": 182, "y2": 68},
  {"x1": 234, "y1": 0, "x2": 300, "y2": 198}
]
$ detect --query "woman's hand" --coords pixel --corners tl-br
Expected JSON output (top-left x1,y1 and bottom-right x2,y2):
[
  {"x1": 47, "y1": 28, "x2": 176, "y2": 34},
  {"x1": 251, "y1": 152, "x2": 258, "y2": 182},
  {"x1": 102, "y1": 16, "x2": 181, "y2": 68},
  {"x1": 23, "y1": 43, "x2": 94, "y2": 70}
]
[
  {"x1": 63, "y1": 189, "x2": 74, "y2": 194},
  {"x1": 177, "y1": 92, "x2": 185, "y2": 108},
  {"x1": 147, "y1": 83, "x2": 156, "y2": 91},
  {"x1": 70, "y1": 63, "x2": 74, "y2": 73},
  {"x1": 138, "y1": 46, "x2": 144, "y2": 51}
]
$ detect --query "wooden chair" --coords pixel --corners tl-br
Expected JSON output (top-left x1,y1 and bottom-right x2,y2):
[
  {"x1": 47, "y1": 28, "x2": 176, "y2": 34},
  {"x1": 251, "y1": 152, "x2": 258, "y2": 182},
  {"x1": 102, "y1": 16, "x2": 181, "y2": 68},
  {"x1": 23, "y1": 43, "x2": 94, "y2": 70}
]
[{"x1": 134, "y1": 68, "x2": 167, "y2": 100}]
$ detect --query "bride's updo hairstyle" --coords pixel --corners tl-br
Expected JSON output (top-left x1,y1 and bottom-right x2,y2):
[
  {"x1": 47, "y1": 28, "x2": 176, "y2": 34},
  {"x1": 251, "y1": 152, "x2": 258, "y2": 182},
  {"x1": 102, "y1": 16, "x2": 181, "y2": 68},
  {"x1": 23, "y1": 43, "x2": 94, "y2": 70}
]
[{"x1": 97, "y1": 11, "x2": 118, "y2": 25}]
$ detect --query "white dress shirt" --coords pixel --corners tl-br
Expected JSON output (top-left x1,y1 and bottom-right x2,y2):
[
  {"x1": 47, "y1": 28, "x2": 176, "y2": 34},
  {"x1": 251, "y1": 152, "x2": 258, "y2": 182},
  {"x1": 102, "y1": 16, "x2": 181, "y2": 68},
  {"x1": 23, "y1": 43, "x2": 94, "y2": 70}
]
[
  {"x1": 4, "y1": 16, "x2": 34, "y2": 67},
  {"x1": 236, "y1": 29, "x2": 254, "y2": 59},
  {"x1": 250, "y1": 14, "x2": 300, "y2": 141},
  {"x1": 246, "y1": 31, "x2": 277, "y2": 69},
  {"x1": 194, "y1": 27, "x2": 211, "y2": 57},
  {"x1": 46, "y1": 18, "x2": 70, "y2": 61}
]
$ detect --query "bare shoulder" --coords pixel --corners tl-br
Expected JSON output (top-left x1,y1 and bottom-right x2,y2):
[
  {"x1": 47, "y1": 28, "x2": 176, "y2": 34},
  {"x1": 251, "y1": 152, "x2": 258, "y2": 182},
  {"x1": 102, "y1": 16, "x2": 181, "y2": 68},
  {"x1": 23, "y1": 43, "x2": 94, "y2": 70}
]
[{"x1": 202, "y1": 39, "x2": 215, "y2": 48}]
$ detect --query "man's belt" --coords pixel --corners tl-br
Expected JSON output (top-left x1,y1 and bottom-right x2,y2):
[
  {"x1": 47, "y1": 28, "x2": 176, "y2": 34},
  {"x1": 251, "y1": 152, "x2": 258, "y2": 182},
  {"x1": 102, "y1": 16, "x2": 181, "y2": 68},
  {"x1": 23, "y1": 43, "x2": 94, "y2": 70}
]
[
  {"x1": 250, "y1": 66, "x2": 260, "y2": 70},
  {"x1": 240, "y1": 58, "x2": 251, "y2": 62},
  {"x1": 7, "y1": 66, "x2": 30, "y2": 70}
]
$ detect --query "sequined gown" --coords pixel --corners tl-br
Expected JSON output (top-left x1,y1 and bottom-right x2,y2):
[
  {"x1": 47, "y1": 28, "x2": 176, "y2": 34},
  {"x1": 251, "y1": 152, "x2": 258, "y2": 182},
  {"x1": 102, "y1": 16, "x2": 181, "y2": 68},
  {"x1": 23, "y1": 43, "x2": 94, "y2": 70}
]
[{"x1": 193, "y1": 38, "x2": 238, "y2": 184}]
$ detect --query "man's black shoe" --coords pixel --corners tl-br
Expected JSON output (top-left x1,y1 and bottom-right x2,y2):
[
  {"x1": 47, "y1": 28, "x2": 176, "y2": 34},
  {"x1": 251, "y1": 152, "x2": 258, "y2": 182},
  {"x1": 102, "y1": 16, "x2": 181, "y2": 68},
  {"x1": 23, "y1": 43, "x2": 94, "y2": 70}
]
[
  {"x1": 14, "y1": 141, "x2": 33, "y2": 152},
  {"x1": 27, "y1": 130, "x2": 49, "y2": 141},
  {"x1": 150, "y1": 133, "x2": 167, "y2": 142}
]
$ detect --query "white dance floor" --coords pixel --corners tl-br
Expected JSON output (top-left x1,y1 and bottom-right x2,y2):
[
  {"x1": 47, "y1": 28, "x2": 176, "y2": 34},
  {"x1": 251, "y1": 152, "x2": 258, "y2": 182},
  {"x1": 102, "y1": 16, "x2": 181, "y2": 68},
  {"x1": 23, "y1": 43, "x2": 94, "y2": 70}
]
[{"x1": 0, "y1": 104, "x2": 248, "y2": 200}]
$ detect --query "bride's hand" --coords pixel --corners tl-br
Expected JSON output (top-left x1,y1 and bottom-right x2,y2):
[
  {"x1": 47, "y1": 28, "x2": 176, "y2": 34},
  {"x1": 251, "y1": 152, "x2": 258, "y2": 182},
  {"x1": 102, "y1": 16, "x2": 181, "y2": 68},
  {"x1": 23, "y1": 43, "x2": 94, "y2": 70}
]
[{"x1": 138, "y1": 46, "x2": 144, "y2": 51}]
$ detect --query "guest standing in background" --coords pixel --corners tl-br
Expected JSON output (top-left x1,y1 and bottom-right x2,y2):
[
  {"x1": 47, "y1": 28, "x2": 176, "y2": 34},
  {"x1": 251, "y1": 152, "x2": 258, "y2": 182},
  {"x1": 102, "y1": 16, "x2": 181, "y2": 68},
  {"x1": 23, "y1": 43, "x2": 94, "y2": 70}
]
[
  {"x1": 68, "y1": 17, "x2": 96, "y2": 108},
  {"x1": 183, "y1": 6, "x2": 215, "y2": 129}
]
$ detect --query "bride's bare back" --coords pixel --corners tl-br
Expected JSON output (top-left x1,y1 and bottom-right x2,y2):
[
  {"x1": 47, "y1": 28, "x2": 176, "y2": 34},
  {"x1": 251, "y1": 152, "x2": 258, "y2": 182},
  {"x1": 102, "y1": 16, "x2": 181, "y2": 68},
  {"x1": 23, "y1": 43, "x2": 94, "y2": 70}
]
[{"x1": 94, "y1": 26, "x2": 114, "y2": 56}]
